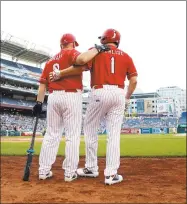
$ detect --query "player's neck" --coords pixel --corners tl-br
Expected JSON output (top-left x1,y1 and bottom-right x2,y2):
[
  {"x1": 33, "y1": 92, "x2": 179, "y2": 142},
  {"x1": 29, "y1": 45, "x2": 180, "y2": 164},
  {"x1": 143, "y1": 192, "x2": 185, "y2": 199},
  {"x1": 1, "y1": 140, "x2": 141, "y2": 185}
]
[
  {"x1": 62, "y1": 47, "x2": 73, "y2": 50},
  {"x1": 61, "y1": 44, "x2": 74, "y2": 50},
  {"x1": 106, "y1": 43, "x2": 117, "y2": 48}
]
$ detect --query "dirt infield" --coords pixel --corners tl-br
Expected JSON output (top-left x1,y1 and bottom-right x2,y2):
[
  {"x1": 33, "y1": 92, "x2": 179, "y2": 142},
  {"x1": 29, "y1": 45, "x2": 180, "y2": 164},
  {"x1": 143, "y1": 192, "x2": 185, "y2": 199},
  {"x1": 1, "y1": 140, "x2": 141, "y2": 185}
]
[{"x1": 1, "y1": 157, "x2": 186, "y2": 204}]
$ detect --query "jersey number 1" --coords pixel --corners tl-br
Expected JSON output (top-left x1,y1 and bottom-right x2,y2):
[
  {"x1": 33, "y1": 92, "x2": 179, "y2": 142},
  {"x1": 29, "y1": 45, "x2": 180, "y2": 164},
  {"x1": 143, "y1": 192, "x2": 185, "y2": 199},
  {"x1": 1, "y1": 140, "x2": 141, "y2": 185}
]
[{"x1": 111, "y1": 57, "x2": 115, "y2": 74}]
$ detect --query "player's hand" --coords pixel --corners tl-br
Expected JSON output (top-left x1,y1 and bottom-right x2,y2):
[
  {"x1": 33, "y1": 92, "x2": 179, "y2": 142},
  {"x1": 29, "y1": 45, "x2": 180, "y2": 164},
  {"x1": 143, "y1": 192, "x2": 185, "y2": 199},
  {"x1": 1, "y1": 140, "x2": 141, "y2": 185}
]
[
  {"x1": 33, "y1": 101, "x2": 43, "y2": 116},
  {"x1": 49, "y1": 68, "x2": 61, "y2": 82},
  {"x1": 124, "y1": 99, "x2": 130, "y2": 112},
  {"x1": 94, "y1": 44, "x2": 110, "y2": 53}
]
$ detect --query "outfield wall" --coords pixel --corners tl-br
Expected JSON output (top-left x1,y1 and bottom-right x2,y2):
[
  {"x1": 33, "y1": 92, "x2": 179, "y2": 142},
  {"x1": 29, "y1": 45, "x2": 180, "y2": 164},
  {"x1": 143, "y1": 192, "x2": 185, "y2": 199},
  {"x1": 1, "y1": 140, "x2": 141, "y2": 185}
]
[
  {"x1": 1, "y1": 127, "x2": 186, "y2": 136},
  {"x1": 120, "y1": 128, "x2": 174, "y2": 134}
]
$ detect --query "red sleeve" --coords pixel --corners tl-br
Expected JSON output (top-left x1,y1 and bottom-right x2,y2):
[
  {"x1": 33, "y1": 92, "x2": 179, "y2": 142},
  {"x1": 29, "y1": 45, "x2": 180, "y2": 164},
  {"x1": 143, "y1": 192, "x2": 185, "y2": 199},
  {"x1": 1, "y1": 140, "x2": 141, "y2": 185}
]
[
  {"x1": 85, "y1": 59, "x2": 93, "y2": 71},
  {"x1": 39, "y1": 62, "x2": 49, "y2": 84},
  {"x1": 69, "y1": 49, "x2": 81, "y2": 64},
  {"x1": 84, "y1": 47, "x2": 94, "y2": 71},
  {"x1": 127, "y1": 56, "x2": 138, "y2": 80}
]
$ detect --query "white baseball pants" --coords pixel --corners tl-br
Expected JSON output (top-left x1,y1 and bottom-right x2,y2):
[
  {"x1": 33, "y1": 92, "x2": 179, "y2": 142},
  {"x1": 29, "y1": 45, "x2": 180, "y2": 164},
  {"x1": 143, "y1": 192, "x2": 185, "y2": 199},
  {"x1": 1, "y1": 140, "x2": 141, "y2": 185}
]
[
  {"x1": 84, "y1": 85, "x2": 126, "y2": 176},
  {"x1": 39, "y1": 90, "x2": 82, "y2": 177}
]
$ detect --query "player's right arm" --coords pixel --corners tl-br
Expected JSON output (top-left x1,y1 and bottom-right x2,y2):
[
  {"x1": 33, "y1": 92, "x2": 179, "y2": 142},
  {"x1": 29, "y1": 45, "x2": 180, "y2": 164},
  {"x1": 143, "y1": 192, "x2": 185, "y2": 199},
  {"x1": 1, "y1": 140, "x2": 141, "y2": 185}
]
[
  {"x1": 36, "y1": 83, "x2": 47, "y2": 103},
  {"x1": 49, "y1": 64, "x2": 88, "y2": 81},
  {"x1": 36, "y1": 62, "x2": 49, "y2": 102},
  {"x1": 126, "y1": 76, "x2": 138, "y2": 100},
  {"x1": 49, "y1": 45, "x2": 110, "y2": 81},
  {"x1": 125, "y1": 56, "x2": 138, "y2": 100},
  {"x1": 124, "y1": 56, "x2": 138, "y2": 112},
  {"x1": 74, "y1": 44, "x2": 109, "y2": 65},
  {"x1": 33, "y1": 63, "x2": 48, "y2": 116}
]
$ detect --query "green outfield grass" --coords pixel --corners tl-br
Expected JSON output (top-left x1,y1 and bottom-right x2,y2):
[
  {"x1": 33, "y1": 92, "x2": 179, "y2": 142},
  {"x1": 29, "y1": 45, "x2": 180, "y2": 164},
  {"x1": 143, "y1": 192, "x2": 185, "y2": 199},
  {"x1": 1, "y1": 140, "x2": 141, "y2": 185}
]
[{"x1": 1, "y1": 134, "x2": 186, "y2": 156}]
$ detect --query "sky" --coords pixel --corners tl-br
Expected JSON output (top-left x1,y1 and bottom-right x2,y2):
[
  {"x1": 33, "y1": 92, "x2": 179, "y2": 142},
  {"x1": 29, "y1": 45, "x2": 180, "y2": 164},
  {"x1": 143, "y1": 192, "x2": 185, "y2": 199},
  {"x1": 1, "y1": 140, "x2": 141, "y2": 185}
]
[{"x1": 1, "y1": 1, "x2": 186, "y2": 92}]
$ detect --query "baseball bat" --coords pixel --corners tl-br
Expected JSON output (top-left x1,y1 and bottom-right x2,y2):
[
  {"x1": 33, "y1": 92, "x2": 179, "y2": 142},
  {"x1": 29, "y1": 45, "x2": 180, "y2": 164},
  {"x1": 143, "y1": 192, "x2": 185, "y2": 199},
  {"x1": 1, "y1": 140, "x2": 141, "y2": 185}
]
[{"x1": 22, "y1": 115, "x2": 39, "y2": 181}]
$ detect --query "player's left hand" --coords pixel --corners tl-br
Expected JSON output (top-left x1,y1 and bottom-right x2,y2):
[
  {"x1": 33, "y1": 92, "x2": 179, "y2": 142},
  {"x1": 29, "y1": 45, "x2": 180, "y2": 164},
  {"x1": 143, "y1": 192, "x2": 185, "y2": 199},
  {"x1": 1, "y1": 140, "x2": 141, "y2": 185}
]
[
  {"x1": 95, "y1": 44, "x2": 110, "y2": 53},
  {"x1": 49, "y1": 68, "x2": 61, "y2": 82}
]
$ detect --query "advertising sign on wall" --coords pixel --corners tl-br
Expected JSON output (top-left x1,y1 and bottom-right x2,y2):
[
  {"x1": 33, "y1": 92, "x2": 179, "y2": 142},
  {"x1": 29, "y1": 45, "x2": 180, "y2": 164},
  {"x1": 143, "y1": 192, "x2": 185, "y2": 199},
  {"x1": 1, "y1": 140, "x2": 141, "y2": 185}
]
[
  {"x1": 121, "y1": 128, "x2": 140, "y2": 134},
  {"x1": 144, "y1": 100, "x2": 152, "y2": 114},
  {"x1": 169, "y1": 127, "x2": 177, "y2": 134},
  {"x1": 157, "y1": 99, "x2": 168, "y2": 113},
  {"x1": 121, "y1": 128, "x2": 131, "y2": 134},
  {"x1": 21, "y1": 132, "x2": 42, "y2": 136},
  {"x1": 141, "y1": 128, "x2": 151, "y2": 134},
  {"x1": 157, "y1": 98, "x2": 174, "y2": 114},
  {"x1": 136, "y1": 99, "x2": 144, "y2": 113},
  {"x1": 152, "y1": 128, "x2": 168, "y2": 134}
]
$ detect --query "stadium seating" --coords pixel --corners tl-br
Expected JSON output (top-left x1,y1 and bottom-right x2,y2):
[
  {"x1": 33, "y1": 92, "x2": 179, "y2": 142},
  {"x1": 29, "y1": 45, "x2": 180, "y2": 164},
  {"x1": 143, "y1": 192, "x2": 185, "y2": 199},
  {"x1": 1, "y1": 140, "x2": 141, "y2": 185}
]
[
  {"x1": 1, "y1": 72, "x2": 38, "y2": 83},
  {"x1": 2, "y1": 97, "x2": 47, "y2": 109},
  {"x1": 1, "y1": 111, "x2": 180, "y2": 134},
  {"x1": 122, "y1": 117, "x2": 178, "y2": 128},
  {"x1": 166, "y1": 117, "x2": 178, "y2": 127},
  {"x1": 122, "y1": 118, "x2": 141, "y2": 128},
  {"x1": 1, "y1": 58, "x2": 42, "y2": 74},
  {"x1": 178, "y1": 112, "x2": 187, "y2": 125},
  {"x1": 1, "y1": 58, "x2": 42, "y2": 83},
  {"x1": 1, "y1": 113, "x2": 46, "y2": 132},
  {"x1": 0, "y1": 57, "x2": 185, "y2": 133}
]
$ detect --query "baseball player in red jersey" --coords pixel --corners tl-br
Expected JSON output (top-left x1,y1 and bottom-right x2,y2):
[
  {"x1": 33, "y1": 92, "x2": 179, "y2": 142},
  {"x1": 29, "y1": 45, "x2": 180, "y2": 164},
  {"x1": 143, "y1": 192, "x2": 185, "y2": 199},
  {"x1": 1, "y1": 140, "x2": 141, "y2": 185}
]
[
  {"x1": 49, "y1": 29, "x2": 138, "y2": 185},
  {"x1": 33, "y1": 33, "x2": 110, "y2": 182}
]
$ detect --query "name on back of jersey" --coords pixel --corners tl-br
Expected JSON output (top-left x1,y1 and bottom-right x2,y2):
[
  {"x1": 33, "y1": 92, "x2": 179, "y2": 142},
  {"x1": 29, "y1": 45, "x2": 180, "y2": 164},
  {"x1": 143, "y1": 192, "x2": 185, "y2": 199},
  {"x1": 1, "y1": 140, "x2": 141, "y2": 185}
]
[{"x1": 106, "y1": 50, "x2": 123, "y2": 56}]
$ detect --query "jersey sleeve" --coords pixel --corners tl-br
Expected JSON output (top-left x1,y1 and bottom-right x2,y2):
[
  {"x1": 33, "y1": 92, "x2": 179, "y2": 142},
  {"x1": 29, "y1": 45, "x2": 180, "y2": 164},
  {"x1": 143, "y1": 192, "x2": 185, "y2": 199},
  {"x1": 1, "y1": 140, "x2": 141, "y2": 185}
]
[
  {"x1": 69, "y1": 49, "x2": 81, "y2": 64},
  {"x1": 84, "y1": 47, "x2": 94, "y2": 71},
  {"x1": 126, "y1": 56, "x2": 138, "y2": 80},
  {"x1": 84, "y1": 59, "x2": 93, "y2": 71},
  {"x1": 39, "y1": 62, "x2": 49, "y2": 84}
]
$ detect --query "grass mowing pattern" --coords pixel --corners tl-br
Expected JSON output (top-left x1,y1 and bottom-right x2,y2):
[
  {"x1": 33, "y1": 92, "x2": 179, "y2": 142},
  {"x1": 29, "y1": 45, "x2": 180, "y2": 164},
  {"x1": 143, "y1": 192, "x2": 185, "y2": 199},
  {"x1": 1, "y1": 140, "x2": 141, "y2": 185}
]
[{"x1": 1, "y1": 134, "x2": 186, "y2": 156}]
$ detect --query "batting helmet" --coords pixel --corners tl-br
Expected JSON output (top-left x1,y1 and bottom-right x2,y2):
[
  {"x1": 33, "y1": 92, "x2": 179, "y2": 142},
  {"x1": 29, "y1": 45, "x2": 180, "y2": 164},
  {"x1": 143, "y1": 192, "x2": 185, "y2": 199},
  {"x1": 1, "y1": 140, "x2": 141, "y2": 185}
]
[
  {"x1": 98, "y1": 29, "x2": 121, "y2": 47},
  {"x1": 60, "y1": 33, "x2": 79, "y2": 47}
]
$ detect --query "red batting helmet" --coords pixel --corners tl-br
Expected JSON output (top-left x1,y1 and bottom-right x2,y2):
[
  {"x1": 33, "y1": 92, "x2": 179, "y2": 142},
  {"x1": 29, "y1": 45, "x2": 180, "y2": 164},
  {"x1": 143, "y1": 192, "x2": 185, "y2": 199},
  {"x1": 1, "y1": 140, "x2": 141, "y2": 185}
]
[
  {"x1": 60, "y1": 33, "x2": 79, "y2": 47},
  {"x1": 98, "y1": 29, "x2": 121, "y2": 47}
]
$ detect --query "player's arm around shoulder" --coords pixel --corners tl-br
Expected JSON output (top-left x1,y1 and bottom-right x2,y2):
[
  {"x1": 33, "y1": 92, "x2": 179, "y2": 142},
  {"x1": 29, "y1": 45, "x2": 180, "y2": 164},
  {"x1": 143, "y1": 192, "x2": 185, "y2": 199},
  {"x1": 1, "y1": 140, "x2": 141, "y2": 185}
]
[
  {"x1": 49, "y1": 45, "x2": 110, "y2": 82},
  {"x1": 49, "y1": 64, "x2": 87, "y2": 82},
  {"x1": 75, "y1": 44, "x2": 110, "y2": 65}
]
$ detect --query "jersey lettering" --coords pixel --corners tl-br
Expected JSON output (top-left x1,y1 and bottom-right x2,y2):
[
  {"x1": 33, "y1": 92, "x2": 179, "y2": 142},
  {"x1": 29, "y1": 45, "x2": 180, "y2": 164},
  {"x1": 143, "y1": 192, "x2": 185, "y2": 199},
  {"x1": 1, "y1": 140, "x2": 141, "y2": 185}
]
[
  {"x1": 110, "y1": 57, "x2": 115, "y2": 74},
  {"x1": 53, "y1": 63, "x2": 60, "y2": 71}
]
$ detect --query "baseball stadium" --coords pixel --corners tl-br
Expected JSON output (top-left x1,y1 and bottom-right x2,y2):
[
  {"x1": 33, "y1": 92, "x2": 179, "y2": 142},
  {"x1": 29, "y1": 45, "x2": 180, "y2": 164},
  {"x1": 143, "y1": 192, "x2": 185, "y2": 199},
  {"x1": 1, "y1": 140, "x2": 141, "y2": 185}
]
[{"x1": 1, "y1": 30, "x2": 186, "y2": 204}]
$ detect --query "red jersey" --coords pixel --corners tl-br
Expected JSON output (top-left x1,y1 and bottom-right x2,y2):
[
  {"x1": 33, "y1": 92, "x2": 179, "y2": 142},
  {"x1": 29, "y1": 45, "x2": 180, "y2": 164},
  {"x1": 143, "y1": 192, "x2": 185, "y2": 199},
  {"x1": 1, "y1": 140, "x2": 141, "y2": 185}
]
[
  {"x1": 87, "y1": 45, "x2": 138, "y2": 88},
  {"x1": 39, "y1": 49, "x2": 82, "y2": 92}
]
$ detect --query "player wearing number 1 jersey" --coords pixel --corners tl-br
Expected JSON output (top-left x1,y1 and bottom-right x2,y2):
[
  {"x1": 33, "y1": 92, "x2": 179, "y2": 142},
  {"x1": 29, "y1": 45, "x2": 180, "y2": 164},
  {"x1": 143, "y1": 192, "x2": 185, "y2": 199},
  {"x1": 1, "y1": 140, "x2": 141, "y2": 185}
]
[
  {"x1": 51, "y1": 29, "x2": 138, "y2": 185},
  {"x1": 32, "y1": 33, "x2": 110, "y2": 182},
  {"x1": 77, "y1": 29, "x2": 138, "y2": 185}
]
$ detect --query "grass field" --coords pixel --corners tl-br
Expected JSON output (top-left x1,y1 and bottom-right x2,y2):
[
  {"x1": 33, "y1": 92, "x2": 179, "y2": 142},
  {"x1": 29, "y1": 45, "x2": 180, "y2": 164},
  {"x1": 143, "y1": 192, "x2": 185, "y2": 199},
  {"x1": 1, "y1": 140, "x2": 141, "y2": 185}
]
[{"x1": 1, "y1": 134, "x2": 186, "y2": 156}]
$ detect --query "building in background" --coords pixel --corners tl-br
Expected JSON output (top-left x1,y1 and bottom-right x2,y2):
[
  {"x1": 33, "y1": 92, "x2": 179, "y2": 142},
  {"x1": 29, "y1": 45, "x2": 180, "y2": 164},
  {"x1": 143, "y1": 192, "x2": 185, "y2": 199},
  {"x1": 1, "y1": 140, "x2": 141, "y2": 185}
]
[
  {"x1": 156, "y1": 98, "x2": 181, "y2": 117},
  {"x1": 128, "y1": 92, "x2": 182, "y2": 117},
  {"x1": 157, "y1": 86, "x2": 186, "y2": 112},
  {"x1": 129, "y1": 92, "x2": 159, "y2": 115},
  {"x1": 80, "y1": 85, "x2": 184, "y2": 117}
]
